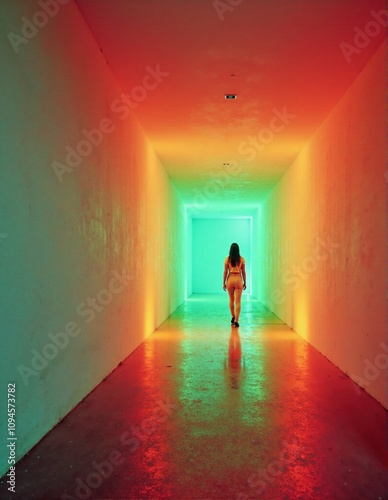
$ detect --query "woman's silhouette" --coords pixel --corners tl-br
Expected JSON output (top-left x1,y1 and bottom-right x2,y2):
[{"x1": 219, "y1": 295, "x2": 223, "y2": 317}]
[{"x1": 223, "y1": 243, "x2": 246, "y2": 327}]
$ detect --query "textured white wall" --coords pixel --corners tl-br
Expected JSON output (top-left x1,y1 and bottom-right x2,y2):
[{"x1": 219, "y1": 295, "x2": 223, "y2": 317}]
[
  {"x1": 0, "y1": 0, "x2": 185, "y2": 476},
  {"x1": 260, "y1": 43, "x2": 387, "y2": 408}
]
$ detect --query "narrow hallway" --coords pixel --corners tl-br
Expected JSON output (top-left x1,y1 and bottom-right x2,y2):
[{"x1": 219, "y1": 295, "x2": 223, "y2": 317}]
[
  {"x1": 3, "y1": 295, "x2": 387, "y2": 500},
  {"x1": 1, "y1": 1, "x2": 387, "y2": 498}
]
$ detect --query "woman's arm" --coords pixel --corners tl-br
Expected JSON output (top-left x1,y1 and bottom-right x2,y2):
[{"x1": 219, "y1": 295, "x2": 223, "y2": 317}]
[
  {"x1": 223, "y1": 261, "x2": 229, "y2": 290},
  {"x1": 241, "y1": 262, "x2": 247, "y2": 290}
]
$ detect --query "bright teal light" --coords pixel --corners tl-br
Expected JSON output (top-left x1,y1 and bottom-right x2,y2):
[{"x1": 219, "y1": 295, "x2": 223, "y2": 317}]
[{"x1": 191, "y1": 218, "x2": 251, "y2": 294}]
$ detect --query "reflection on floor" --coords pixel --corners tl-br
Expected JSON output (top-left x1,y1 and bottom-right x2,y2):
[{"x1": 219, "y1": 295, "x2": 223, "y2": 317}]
[{"x1": 1, "y1": 294, "x2": 387, "y2": 499}]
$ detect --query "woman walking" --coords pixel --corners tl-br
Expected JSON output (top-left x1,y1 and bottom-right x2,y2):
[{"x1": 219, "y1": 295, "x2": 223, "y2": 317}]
[{"x1": 223, "y1": 243, "x2": 246, "y2": 327}]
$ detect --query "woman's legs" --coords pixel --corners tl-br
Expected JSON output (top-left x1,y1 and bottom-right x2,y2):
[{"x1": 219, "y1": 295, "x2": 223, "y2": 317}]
[
  {"x1": 227, "y1": 275, "x2": 243, "y2": 323},
  {"x1": 227, "y1": 287, "x2": 235, "y2": 317},
  {"x1": 234, "y1": 288, "x2": 243, "y2": 323}
]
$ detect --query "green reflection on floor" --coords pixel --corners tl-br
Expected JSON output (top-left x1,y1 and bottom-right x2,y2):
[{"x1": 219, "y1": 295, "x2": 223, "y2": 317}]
[{"x1": 171, "y1": 294, "x2": 284, "y2": 430}]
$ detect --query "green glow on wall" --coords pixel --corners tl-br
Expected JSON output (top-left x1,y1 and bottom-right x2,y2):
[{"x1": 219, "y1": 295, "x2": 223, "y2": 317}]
[{"x1": 191, "y1": 218, "x2": 251, "y2": 294}]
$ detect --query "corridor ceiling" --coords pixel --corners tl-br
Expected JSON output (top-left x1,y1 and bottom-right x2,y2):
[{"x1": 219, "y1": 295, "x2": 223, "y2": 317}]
[{"x1": 75, "y1": 0, "x2": 385, "y2": 207}]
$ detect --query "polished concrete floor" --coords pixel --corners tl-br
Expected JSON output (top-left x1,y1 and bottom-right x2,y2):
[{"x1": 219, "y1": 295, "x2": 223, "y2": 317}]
[{"x1": 1, "y1": 294, "x2": 388, "y2": 500}]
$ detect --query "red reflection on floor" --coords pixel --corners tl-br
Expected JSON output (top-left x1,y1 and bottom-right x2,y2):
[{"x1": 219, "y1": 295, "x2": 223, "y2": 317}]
[{"x1": 1, "y1": 295, "x2": 387, "y2": 499}]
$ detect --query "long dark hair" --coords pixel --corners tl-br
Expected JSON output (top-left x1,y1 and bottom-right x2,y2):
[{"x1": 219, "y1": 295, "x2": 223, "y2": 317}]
[{"x1": 229, "y1": 243, "x2": 241, "y2": 267}]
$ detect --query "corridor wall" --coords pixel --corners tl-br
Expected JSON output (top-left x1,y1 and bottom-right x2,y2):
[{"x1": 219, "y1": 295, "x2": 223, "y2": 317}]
[
  {"x1": 0, "y1": 0, "x2": 185, "y2": 476},
  {"x1": 192, "y1": 218, "x2": 251, "y2": 294},
  {"x1": 259, "y1": 42, "x2": 387, "y2": 408}
]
